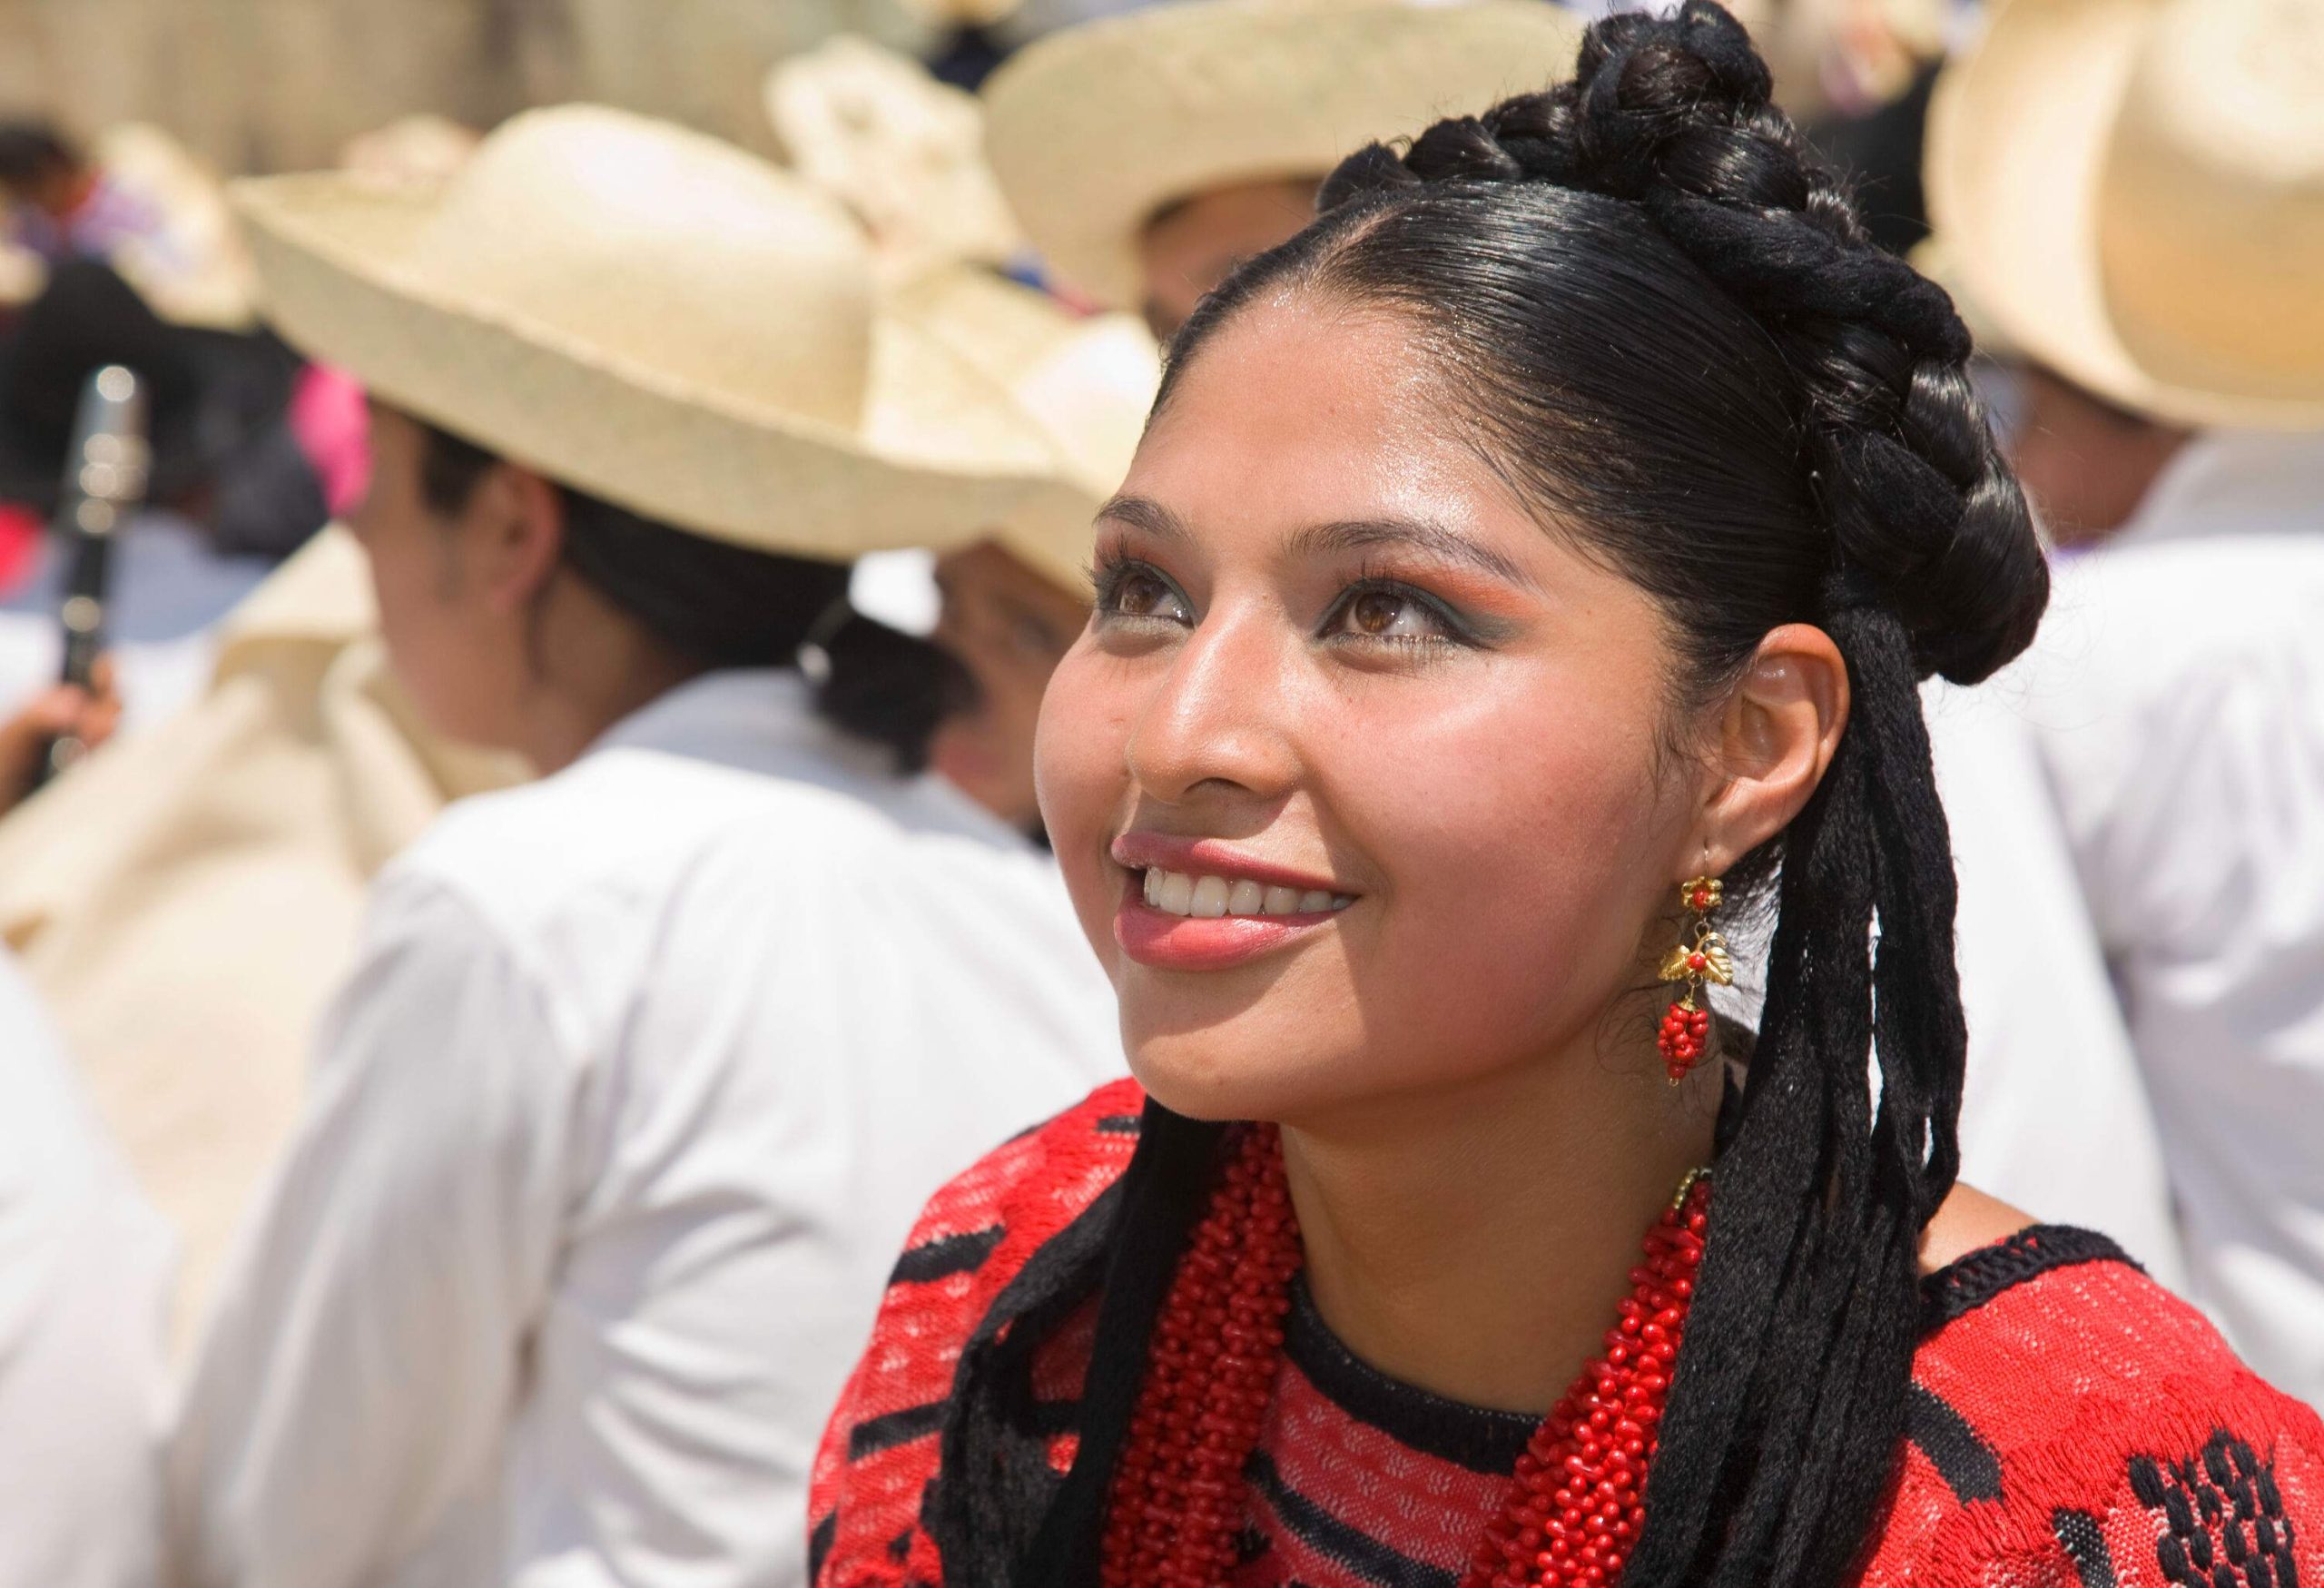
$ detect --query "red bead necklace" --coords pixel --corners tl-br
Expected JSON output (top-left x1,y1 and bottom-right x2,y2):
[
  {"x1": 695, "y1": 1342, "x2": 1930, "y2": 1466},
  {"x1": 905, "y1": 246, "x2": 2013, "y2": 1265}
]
[{"x1": 1098, "y1": 1126, "x2": 1709, "y2": 1588}]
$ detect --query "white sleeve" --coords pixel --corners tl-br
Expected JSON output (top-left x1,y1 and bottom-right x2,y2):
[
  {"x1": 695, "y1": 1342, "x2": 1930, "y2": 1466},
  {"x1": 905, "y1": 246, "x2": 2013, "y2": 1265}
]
[
  {"x1": 0, "y1": 952, "x2": 174, "y2": 1588},
  {"x1": 167, "y1": 873, "x2": 583, "y2": 1588},
  {"x1": 1925, "y1": 685, "x2": 2187, "y2": 1289},
  {"x1": 2020, "y1": 561, "x2": 2324, "y2": 1407}
]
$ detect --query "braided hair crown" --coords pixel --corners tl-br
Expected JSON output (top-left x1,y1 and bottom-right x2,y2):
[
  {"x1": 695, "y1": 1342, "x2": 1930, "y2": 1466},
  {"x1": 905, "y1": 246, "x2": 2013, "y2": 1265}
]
[{"x1": 1322, "y1": 0, "x2": 2045, "y2": 686}]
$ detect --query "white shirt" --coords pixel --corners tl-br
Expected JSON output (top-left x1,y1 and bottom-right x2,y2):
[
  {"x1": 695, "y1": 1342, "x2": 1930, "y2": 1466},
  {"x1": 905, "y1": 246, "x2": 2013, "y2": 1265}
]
[
  {"x1": 1711, "y1": 686, "x2": 2188, "y2": 1287},
  {"x1": 1930, "y1": 683, "x2": 2186, "y2": 1287},
  {"x1": 169, "y1": 669, "x2": 1123, "y2": 1588},
  {"x1": 0, "y1": 950, "x2": 173, "y2": 1588},
  {"x1": 2008, "y1": 431, "x2": 2324, "y2": 1406}
]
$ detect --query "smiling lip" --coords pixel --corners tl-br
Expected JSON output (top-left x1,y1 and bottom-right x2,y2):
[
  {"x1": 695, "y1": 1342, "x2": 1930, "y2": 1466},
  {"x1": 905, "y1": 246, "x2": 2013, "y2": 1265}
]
[
  {"x1": 1109, "y1": 833, "x2": 1355, "y2": 972},
  {"x1": 1108, "y1": 834, "x2": 1344, "y2": 897}
]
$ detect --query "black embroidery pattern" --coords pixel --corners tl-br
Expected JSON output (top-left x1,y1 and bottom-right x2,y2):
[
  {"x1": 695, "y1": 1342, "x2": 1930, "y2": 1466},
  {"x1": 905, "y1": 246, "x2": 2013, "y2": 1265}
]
[
  {"x1": 2054, "y1": 1507, "x2": 2121, "y2": 1588},
  {"x1": 2128, "y1": 1431, "x2": 2300, "y2": 1588},
  {"x1": 1918, "y1": 1225, "x2": 2136, "y2": 1332}
]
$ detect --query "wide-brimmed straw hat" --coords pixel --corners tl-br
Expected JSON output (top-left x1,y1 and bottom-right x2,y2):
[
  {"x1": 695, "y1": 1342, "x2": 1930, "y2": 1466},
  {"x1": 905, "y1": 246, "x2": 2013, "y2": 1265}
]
[
  {"x1": 764, "y1": 36, "x2": 1026, "y2": 285},
  {"x1": 888, "y1": 263, "x2": 1159, "y2": 590},
  {"x1": 231, "y1": 104, "x2": 1089, "y2": 561},
  {"x1": 980, "y1": 0, "x2": 1588, "y2": 309},
  {"x1": 1927, "y1": 0, "x2": 2324, "y2": 430}
]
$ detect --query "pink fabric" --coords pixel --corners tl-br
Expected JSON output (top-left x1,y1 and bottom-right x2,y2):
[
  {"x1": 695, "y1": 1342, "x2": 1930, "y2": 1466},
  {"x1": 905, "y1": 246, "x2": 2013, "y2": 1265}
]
[
  {"x1": 0, "y1": 502, "x2": 41, "y2": 595},
  {"x1": 286, "y1": 365, "x2": 370, "y2": 518}
]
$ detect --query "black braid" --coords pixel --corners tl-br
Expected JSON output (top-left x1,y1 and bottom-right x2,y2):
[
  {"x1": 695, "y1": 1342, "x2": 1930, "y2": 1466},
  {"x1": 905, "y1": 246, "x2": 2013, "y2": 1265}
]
[{"x1": 936, "y1": 6, "x2": 2049, "y2": 1585}]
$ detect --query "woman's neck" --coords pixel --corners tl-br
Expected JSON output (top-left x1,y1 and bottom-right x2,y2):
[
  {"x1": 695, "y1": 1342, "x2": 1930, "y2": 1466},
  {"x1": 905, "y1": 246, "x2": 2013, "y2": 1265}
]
[
  {"x1": 514, "y1": 577, "x2": 706, "y2": 773},
  {"x1": 1281, "y1": 1037, "x2": 1716, "y2": 1415}
]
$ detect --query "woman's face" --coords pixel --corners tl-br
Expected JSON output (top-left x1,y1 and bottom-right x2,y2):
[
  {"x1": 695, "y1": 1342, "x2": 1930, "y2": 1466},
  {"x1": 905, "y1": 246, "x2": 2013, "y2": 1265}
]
[
  {"x1": 352, "y1": 405, "x2": 525, "y2": 750},
  {"x1": 1036, "y1": 296, "x2": 1712, "y2": 1127},
  {"x1": 929, "y1": 541, "x2": 1091, "y2": 832}
]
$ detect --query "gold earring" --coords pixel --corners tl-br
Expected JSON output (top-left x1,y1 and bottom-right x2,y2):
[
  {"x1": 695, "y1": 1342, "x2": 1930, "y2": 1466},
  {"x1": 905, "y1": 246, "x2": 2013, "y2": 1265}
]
[{"x1": 1657, "y1": 876, "x2": 1731, "y2": 1083}]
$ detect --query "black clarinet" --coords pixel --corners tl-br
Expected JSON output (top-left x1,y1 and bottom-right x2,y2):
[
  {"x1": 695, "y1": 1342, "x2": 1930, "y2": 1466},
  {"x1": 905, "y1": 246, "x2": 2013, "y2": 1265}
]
[{"x1": 32, "y1": 364, "x2": 148, "y2": 790}]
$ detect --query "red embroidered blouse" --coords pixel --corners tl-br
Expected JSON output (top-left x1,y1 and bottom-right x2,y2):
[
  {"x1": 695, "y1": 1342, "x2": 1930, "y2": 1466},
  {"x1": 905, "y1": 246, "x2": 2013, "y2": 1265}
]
[{"x1": 810, "y1": 1080, "x2": 2324, "y2": 1587}]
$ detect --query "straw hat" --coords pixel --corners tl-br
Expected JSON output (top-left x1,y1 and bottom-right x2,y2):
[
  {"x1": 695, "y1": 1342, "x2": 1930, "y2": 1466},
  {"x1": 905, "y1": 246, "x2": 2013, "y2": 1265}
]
[
  {"x1": 92, "y1": 123, "x2": 258, "y2": 330},
  {"x1": 231, "y1": 104, "x2": 1089, "y2": 562},
  {"x1": 887, "y1": 263, "x2": 1159, "y2": 590},
  {"x1": 765, "y1": 36, "x2": 1025, "y2": 285},
  {"x1": 336, "y1": 114, "x2": 482, "y2": 190},
  {"x1": 1927, "y1": 0, "x2": 2324, "y2": 429},
  {"x1": 981, "y1": 0, "x2": 1589, "y2": 308}
]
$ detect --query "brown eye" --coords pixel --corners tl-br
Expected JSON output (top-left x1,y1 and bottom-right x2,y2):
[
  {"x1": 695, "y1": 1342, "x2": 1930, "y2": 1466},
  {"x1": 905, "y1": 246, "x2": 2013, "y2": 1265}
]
[
  {"x1": 1095, "y1": 562, "x2": 1192, "y2": 627},
  {"x1": 1351, "y1": 591, "x2": 1403, "y2": 635},
  {"x1": 1328, "y1": 585, "x2": 1447, "y2": 644},
  {"x1": 1116, "y1": 571, "x2": 1173, "y2": 616}
]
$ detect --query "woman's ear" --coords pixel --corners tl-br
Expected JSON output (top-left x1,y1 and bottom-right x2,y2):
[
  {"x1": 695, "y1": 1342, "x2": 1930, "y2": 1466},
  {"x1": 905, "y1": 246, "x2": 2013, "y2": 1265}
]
[
  {"x1": 467, "y1": 463, "x2": 567, "y2": 614},
  {"x1": 1694, "y1": 623, "x2": 1849, "y2": 874}
]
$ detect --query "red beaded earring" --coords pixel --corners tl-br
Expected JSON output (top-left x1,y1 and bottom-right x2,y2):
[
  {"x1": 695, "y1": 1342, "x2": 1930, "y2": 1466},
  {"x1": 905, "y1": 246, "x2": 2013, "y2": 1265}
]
[{"x1": 1657, "y1": 875, "x2": 1731, "y2": 1082}]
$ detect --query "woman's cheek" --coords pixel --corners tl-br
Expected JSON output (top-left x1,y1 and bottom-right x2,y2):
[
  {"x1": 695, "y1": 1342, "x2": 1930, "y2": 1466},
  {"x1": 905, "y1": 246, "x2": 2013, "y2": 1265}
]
[
  {"x1": 1324, "y1": 684, "x2": 1672, "y2": 1045},
  {"x1": 1033, "y1": 646, "x2": 1135, "y2": 970}
]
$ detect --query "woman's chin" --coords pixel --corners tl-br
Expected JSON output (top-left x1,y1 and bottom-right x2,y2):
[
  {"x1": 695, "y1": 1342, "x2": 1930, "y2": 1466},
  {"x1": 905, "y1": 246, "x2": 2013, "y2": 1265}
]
[{"x1": 1124, "y1": 1037, "x2": 1346, "y2": 1126}]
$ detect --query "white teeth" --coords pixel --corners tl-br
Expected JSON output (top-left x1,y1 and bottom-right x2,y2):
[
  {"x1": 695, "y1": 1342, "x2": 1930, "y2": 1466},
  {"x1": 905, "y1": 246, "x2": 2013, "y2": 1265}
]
[
  {"x1": 1137, "y1": 869, "x2": 1354, "y2": 920},
  {"x1": 1156, "y1": 871, "x2": 1195, "y2": 914}
]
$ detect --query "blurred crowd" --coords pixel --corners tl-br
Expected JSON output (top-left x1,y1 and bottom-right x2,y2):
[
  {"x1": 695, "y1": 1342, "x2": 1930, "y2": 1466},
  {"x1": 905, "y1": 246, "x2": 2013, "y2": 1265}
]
[{"x1": 0, "y1": 0, "x2": 2315, "y2": 1584}]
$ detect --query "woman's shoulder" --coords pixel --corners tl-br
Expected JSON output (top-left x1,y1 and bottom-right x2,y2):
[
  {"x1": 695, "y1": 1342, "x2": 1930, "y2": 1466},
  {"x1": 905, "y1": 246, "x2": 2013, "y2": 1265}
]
[
  {"x1": 882, "y1": 1075, "x2": 1149, "y2": 1287},
  {"x1": 806, "y1": 1079, "x2": 1145, "y2": 1584},
  {"x1": 1864, "y1": 1225, "x2": 2324, "y2": 1585}
]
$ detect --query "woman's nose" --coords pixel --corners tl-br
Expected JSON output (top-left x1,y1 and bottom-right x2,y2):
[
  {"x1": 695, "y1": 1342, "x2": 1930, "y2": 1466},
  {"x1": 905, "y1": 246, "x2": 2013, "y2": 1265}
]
[{"x1": 1122, "y1": 605, "x2": 1301, "y2": 807}]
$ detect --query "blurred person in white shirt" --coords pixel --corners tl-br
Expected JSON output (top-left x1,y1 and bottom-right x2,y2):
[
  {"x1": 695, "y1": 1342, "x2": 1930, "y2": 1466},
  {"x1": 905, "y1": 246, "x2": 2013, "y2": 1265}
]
[
  {"x1": 1930, "y1": 0, "x2": 2324, "y2": 1402},
  {"x1": 0, "y1": 945, "x2": 172, "y2": 1588},
  {"x1": 167, "y1": 108, "x2": 1124, "y2": 1588}
]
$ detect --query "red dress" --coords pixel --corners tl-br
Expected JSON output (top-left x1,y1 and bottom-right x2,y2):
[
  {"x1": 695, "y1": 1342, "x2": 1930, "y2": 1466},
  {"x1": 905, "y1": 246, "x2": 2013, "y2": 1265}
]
[{"x1": 811, "y1": 1080, "x2": 2324, "y2": 1587}]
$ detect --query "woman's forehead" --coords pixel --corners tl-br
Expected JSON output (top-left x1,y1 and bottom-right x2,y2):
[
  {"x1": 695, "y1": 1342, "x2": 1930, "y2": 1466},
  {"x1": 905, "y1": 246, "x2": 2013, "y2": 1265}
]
[{"x1": 1128, "y1": 301, "x2": 1528, "y2": 553}]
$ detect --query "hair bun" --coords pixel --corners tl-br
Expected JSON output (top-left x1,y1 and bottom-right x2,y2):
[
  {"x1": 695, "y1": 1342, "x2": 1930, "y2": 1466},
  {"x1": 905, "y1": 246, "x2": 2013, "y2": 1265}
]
[{"x1": 1568, "y1": 2, "x2": 1773, "y2": 201}]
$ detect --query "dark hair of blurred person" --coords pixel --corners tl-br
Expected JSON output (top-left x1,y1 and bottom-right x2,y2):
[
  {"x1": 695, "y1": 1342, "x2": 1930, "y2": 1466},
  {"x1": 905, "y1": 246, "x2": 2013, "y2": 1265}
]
[
  {"x1": 0, "y1": 259, "x2": 322, "y2": 557},
  {"x1": 407, "y1": 417, "x2": 970, "y2": 772},
  {"x1": 0, "y1": 122, "x2": 90, "y2": 218}
]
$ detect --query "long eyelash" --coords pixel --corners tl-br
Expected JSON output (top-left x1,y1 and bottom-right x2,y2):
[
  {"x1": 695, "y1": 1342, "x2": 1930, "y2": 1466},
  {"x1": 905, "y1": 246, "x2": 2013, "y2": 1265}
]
[
  {"x1": 1089, "y1": 551, "x2": 1187, "y2": 623},
  {"x1": 1088, "y1": 549, "x2": 1139, "y2": 613},
  {"x1": 1329, "y1": 564, "x2": 1475, "y2": 647}
]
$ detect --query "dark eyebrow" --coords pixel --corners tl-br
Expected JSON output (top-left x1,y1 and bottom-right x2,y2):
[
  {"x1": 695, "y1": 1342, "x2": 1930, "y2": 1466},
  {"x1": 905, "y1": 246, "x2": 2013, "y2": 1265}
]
[
  {"x1": 1098, "y1": 497, "x2": 1534, "y2": 590},
  {"x1": 1285, "y1": 518, "x2": 1535, "y2": 589},
  {"x1": 1095, "y1": 493, "x2": 1188, "y2": 542}
]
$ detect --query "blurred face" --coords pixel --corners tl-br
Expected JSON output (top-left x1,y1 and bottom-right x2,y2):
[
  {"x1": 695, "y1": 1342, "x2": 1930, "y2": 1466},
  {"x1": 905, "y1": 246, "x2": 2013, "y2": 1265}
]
[
  {"x1": 2004, "y1": 363, "x2": 2188, "y2": 547},
  {"x1": 930, "y1": 540, "x2": 1090, "y2": 830},
  {"x1": 1035, "y1": 297, "x2": 1707, "y2": 1126},
  {"x1": 351, "y1": 405, "x2": 526, "y2": 746},
  {"x1": 1136, "y1": 178, "x2": 1322, "y2": 339}
]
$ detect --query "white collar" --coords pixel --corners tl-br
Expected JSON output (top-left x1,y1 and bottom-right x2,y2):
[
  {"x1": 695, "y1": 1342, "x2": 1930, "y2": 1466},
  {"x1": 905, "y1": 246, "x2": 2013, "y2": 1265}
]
[
  {"x1": 591, "y1": 668, "x2": 834, "y2": 773},
  {"x1": 586, "y1": 666, "x2": 1032, "y2": 850},
  {"x1": 2109, "y1": 430, "x2": 2324, "y2": 551}
]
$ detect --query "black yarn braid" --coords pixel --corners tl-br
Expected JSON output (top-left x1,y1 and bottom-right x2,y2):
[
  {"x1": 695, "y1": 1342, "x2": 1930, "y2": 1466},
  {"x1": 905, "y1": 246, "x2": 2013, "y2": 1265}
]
[{"x1": 931, "y1": 6, "x2": 2047, "y2": 1586}]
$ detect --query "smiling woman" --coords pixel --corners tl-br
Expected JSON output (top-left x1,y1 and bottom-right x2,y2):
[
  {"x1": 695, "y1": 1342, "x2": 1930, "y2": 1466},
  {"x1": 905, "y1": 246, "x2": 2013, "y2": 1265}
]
[{"x1": 810, "y1": 7, "x2": 2324, "y2": 1588}]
